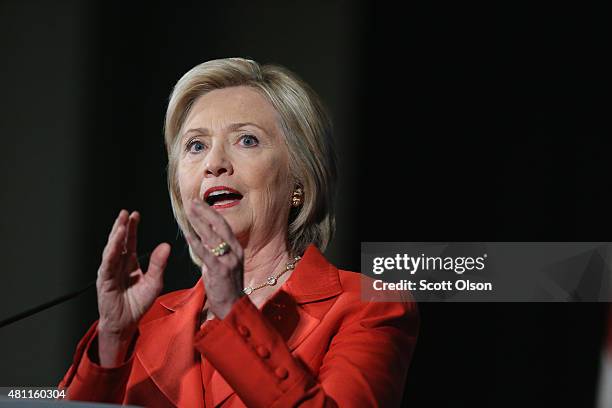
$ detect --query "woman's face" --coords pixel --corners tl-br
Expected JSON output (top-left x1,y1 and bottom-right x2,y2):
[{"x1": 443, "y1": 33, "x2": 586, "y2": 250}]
[{"x1": 177, "y1": 86, "x2": 293, "y2": 247}]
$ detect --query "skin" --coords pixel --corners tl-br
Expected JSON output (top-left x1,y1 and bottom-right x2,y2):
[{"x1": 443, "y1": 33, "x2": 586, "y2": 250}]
[
  {"x1": 95, "y1": 86, "x2": 296, "y2": 367},
  {"x1": 96, "y1": 210, "x2": 170, "y2": 367}
]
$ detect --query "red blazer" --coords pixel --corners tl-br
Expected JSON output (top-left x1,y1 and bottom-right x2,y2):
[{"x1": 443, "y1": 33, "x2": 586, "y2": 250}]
[{"x1": 59, "y1": 244, "x2": 419, "y2": 407}]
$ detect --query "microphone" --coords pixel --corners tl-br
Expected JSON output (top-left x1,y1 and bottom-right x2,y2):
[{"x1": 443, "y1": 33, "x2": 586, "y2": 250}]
[
  {"x1": 0, "y1": 280, "x2": 96, "y2": 328},
  {"x1": 0, "y1": 251, "x2": 153, "y2": 329}
]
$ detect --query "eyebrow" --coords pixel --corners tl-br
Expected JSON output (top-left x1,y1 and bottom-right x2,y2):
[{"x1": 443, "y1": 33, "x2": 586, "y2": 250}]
[{"x1": 182, "y1": 122, "x2": 267, "y2": 138}]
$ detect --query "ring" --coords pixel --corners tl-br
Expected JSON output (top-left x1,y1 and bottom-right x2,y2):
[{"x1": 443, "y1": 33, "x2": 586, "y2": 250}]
[{"x1": 211, "y1": 241, "x2": 231, "y2": 257}]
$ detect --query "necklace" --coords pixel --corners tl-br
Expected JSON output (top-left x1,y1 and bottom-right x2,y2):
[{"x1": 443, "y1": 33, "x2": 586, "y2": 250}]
[
  {"x1": 242, "y1": 255, "x2": 301, "y2": 295},
  {"x1": 199, "y1": 255, "x2": 302, "y2": 326}
]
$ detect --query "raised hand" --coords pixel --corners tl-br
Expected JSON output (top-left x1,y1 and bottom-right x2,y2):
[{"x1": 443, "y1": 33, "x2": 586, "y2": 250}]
[
  {"x1": 95, "y1": 210, "x2": 171, "y2": 366},
  {"x1": 185, "y1": 199, "x2": 245, "y2": 320}
]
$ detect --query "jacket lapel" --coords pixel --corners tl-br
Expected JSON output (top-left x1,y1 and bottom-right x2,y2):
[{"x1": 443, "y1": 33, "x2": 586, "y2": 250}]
[
  {"x1": 283, "y1": 244, "x2": 343, "y2": 305},
  {"x1": 135, "y1": 281, "x2": 205, "y2": 408},
  {"x1": 134, "y1": 244, "x2": 342, "y2": 407},
  {"x1": 207, "y1": 244, "x2": 343, "y2": 407}
]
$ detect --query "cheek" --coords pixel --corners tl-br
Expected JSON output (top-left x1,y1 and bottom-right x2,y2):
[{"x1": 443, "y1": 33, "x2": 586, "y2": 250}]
[
  {"x1": 177, "y1": 162, "x2": 200, "y2": 203},
  {"x1": 251, "y1": 150, "x2": 287, "y2": 181},
  {"x1": 251, "y1": 159, "x2": 291, "y2": 209}
]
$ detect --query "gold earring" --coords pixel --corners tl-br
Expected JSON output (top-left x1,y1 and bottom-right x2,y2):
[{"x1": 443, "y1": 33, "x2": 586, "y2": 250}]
[{"x1": 291, "y1": 187, "x2": 303, "y2": 207}]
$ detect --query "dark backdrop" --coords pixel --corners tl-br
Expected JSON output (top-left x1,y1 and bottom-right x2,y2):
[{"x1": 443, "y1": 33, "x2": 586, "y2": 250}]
[{"x1": 0, "y1": 1, "x2": 609, "y2": 407}]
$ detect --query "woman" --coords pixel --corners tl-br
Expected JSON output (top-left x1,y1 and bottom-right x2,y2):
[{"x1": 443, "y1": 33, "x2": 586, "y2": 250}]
[{"x1": 59, "y1": 58, "x2": 418, "y2": 407}]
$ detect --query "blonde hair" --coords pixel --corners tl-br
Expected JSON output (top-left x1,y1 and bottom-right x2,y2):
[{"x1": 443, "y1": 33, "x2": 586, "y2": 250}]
[{"x1": 164, "y1": 58, "x2": 336, "y2": 265}]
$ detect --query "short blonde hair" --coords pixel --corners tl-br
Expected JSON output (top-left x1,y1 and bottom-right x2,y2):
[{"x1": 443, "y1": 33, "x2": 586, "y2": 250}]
[{"x1": 164, "y1": 58, "x2": 337, "y2": 265}]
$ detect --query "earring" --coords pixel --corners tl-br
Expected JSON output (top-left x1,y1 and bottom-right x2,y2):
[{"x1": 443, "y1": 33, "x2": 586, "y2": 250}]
[{"x1": 291, "y1": 187, "x2": 304, "y2": 207}]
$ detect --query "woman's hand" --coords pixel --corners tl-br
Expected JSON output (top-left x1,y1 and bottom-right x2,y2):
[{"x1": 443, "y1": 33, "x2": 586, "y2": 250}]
[
  {"x1": 185, "y1": 199, "x2": 244, "y2": 320},
  {"x1": 96, "y1": 210, "x2": 171, "y2": 366}
]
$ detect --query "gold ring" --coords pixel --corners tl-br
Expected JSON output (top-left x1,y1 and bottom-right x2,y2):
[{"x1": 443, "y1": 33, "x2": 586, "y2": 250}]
[{"x1": 211, "y1": 241, "x2": 231, "y2": 257}]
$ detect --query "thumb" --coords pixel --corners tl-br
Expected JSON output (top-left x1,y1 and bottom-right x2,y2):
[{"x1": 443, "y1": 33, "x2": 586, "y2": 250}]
[{"x1": 146, "y1": 243, "x2": 171, "y2": 284}]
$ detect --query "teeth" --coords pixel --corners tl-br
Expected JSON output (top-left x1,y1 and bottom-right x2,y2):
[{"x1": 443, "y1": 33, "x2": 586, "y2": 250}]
[
  {"x1": 209, "y1": 190, "x2": 234, "y2": 197},
  {"x1": 214, "y1": 199, "x2": 236, "y2": 205}
]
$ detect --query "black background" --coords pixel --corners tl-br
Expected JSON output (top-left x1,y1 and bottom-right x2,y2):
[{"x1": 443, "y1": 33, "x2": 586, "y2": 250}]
[
  {"x1": 0, "y1": 1, "x2": 609, "y2": 407},
  {"x1": 367, "y1": 3, "x2": 609, "y2": 407}
]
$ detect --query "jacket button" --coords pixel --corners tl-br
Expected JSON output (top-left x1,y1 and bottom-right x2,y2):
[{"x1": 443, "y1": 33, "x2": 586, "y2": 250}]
[
  {"x1": 256, "y1": 346, "x2": 270, "y2": 359},
  {"x1": 237, "y1": 325, "x2": 250, "y2": 337},
  {"x1": 274, "y1": 367, "x2": 289, "y2": 380}
]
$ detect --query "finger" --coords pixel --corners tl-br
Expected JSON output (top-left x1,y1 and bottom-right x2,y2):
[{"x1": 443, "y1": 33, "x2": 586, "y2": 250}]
[
  {"x1": 187, "y1": 200, "x2": 222, "y2": 249},
  {"x1": 109, "y1": 224, "x2": 129, "y2": 266},
  {"x1": 193, "y1": 200, "x2": 242, "y2": 253},
  {"x1": 102, "y1": 218, "x2": 126, "y2": 262},
  {"x1": 108, "y1": 209, "x2": 129, "y2": 244},
  {"x1": 104, "y1": 210, "x2": 129, "y2": 263},
  {"x1": 184, "y1": 229, "x2": 207, "y2": 263},
  {"x1": 189, "y1": 199, "x2": 241, "y2": 256},
  {"x1": 198, "y1": 245, "x2": 243, "y2": 296},
  {"x1": 99, "y1": 224, "x2": 127, "y2": 280},
  {"x1": 125, "y1": 211, "x2": 140, "y2": 254},
  {"x1": 103, "y1": 210, "x2": 128, "y2": 260},
  {"x1": 187, "y1": 202, "x2": 243, "y2": 271},
  {"x1": 198, "y1": 243, "x2": 225, "y2": 274},
  {"x1": 145, "y1": 243, "x2": 171, "y2": 284},
  {"x1": 184, "y1": 229, "x2": 222, "y2": 275}
]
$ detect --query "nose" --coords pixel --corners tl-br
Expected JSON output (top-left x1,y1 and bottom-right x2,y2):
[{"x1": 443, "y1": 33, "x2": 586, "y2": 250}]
[{"x1": 204, "y1": 143, "x2": 233, "y2": 177}]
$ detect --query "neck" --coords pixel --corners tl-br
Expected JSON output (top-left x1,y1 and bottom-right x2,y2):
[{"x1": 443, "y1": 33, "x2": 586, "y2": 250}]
[{"x1": 242, "y1": 230, "x2": 291, "y2": 289}]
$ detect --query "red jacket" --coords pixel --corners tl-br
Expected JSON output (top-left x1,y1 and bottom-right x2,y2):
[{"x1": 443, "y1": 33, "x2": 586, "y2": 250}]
[{"x1": 59, "y1": 244, "x2": 419, "y2": 407}]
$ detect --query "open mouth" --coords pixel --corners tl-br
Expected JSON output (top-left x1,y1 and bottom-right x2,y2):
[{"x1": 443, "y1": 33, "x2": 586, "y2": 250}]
[{"x1": 204, "y1": 186, "x2": 243, "y2": 209}]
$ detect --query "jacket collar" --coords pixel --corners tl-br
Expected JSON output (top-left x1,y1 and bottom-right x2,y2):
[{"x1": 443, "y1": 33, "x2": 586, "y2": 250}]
[
  {"x1": 158, "y1": 243, "x2": 343, "y2": 312},
  {"x1": 138, "y1": 244, "x2": 342, "y2": 407}
]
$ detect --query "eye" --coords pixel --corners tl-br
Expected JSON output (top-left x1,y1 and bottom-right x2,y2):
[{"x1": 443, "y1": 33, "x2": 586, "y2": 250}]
[
  {"x1": 239, "y1": 134, "x2": 259, "y2": 148},
  {"x1": 186, "y1": 139, "x2": 206, "y2": 153}
]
